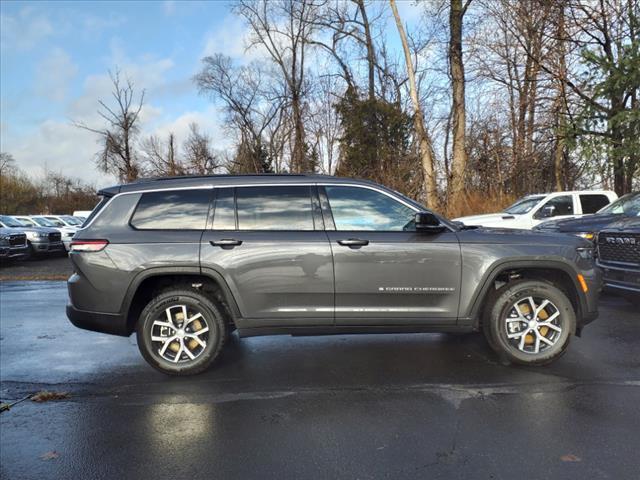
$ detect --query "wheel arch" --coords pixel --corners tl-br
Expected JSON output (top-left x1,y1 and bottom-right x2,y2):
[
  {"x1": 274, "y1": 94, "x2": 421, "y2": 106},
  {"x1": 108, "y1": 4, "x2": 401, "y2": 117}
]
[
  {"x1": 468, "y1": 260, "x2": 585, "y2": 330},
  {"x1": 122, "y1": 267, "x2": 241, "y2": 334}
]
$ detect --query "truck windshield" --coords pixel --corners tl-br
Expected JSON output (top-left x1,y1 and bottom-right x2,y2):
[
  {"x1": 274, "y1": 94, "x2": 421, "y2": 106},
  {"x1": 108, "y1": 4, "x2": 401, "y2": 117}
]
[
  {"x1": 32, "y1": 217, "x2": 57, "y2": 227},
  {"x1": 0, "y1": 215, "x2": 26, "y2": 228},
  {"x1": 504, "y1": 196, "x2": 545, "y2": 214},
  {"x1": 598, "y1": 193, "x2": 640, "y2": 216}
]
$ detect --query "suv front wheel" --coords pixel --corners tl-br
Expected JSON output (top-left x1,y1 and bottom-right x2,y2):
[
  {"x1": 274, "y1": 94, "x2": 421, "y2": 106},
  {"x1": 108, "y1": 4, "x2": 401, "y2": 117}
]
[
  {"x1": 136, "y1": 288, "x2": 227, "y2": 375},
  {"x1": 483, "y1": 280, "x2": 575, "y2": 366}
]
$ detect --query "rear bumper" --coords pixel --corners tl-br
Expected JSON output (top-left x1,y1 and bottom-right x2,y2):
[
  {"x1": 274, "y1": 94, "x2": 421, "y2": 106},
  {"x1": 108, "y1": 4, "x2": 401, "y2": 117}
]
[{"x1": 66, "y1": 304, "x2": 129, "y2": 336}]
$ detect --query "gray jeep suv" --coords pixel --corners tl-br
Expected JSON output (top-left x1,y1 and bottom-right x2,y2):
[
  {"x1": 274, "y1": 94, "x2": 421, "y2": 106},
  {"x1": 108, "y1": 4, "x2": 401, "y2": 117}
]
[{"x1": 67, "y1": 175, "x2": 601, "y2": 375}]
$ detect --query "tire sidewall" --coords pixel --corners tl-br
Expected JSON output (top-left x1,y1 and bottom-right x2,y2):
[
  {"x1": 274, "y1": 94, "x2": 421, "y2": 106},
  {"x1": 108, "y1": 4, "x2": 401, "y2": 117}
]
[
  {"x1": 136, "y1": 290, "x2": 225, "y2": 375},
  {"x1": 487, "y1": 280, "x2": 575, "y2": 365}
]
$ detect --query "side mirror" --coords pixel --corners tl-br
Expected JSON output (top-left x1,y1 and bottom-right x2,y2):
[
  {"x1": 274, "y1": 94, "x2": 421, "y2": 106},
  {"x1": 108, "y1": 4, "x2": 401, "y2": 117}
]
[
  {"x1": 415, "y1": 212, "x2": 446, "y2": 233},
  {"x1": 538, "y1": 205, "x2": 556, "y2": 218}
]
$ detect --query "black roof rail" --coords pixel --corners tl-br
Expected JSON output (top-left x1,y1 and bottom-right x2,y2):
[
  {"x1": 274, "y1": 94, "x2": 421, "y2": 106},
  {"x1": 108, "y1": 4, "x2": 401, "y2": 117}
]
[{"x1": 128, "y1": 173, "x2": 311, "y2": 184}]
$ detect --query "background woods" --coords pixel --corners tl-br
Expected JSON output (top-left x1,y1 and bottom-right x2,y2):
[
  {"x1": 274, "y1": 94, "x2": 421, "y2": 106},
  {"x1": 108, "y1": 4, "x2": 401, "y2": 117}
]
[{"x1": 2, "y1": 0, "x2": 638, "y2": 217}]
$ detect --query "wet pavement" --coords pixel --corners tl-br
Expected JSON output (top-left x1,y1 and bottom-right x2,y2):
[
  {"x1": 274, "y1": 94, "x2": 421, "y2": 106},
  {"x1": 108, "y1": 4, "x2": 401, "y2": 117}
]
[{"x1": 1, "y1": 281, "x2": 639, "y2": 479}]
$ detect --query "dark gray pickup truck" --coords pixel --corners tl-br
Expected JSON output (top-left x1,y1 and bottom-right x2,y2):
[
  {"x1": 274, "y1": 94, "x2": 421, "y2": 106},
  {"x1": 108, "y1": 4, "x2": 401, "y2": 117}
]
[{"x1": 66, "y1": 175, "x2": 601, "y2": 375}]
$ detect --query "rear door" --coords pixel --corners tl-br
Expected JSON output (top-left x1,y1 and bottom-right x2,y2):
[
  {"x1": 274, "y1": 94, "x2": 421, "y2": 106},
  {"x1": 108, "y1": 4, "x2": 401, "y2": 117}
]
[
  {"x1": 321, "y1": 184, "x2": 461, "y2": 326},
  {"x1": 200, "y1": 185, "x2": 334, "y2": 328}
]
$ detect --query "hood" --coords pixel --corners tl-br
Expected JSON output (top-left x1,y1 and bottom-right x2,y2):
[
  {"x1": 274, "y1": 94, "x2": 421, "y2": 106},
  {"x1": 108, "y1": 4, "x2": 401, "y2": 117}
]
[
  {"x1": 457, "y1": 225, "x2": 592, "y2": 248},
  {"x1": 599, "y1": 216, "x2": 640, "y2": 233},
  {"x1": 453, "y1": 212, "x2": 520, "y2": 226},
  {"x1": 535, "y1": 213, "x2": 623, "y2": 233},
  {"x1": 5, "y1": 225, "x2": 58, "y2": 234}
]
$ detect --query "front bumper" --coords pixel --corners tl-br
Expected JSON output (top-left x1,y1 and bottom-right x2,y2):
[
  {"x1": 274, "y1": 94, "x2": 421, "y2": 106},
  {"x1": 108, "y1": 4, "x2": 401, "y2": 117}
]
[
  {"x1": 31, "y1": 240, "x2": 65, "y2": 254},
  {"x1": 598, "y1": 261, "x2": 640, "y2": 294},
  {"x1": 0, "y1": 244, "x2": 30, "y2": 261},
  {"x1": 66, "y1": 303, "x2": 129, "y2": 336}
]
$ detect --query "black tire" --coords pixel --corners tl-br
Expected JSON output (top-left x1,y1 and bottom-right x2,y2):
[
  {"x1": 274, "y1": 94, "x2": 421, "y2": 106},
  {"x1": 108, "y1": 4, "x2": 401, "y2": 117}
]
[
  {"x1": 482, "y1": 279, "x2": 575, "y2": 366},
  {"x1": 136, "y1": 288, "x2": 227, "y2": 376}
]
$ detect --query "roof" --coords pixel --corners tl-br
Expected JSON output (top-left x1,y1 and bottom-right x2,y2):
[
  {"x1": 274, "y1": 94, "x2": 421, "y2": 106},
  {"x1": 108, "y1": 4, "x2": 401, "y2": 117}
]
[{"x1": 98, "y1": 174, "x2": 378, "y2": 195}]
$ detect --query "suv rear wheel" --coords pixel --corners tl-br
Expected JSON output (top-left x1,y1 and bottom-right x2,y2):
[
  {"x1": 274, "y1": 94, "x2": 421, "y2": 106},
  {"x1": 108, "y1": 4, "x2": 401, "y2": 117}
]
[
  {"x1": 483, "y1": 280, "x2": 575, "y2": 366},
  {"x1": 136, "y1": 288, "x2": 227, "y2": 375}
]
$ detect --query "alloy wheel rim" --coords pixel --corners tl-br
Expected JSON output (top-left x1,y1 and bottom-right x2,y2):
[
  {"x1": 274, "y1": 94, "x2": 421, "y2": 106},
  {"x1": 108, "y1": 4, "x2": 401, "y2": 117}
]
[
  {"x1": 151, "y1": 304, "x2": 210, "y2": 363},
  {"x1": 504, "y1": 296, "x2": 562, "y2": 355}
]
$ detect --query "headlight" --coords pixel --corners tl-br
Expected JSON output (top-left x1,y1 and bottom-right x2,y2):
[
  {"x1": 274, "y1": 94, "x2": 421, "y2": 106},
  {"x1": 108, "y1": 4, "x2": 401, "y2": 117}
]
[
  {"x1": 575, "y1": 232, "x2": 595, "y2": 241},
  {"x1": 0, "y1": 237, "x2": 9, "y2": 246},
  {"x1": 576, "y1": 246, "x2": 595, "y2": 259}
]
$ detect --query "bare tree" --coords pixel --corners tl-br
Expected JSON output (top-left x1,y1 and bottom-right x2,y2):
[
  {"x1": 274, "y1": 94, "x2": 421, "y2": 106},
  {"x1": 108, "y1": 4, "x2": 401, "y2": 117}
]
[
  {"x1": 183, "y1": 123, "x2": 220, "y2": 175},
  {"x1": 0, "y1": 152, "x2": 16, "y2": 177},
  {"x1": 74, "y1": 70, "x2": 145, "y2": 182},
  {"x1": 141, "y1": 132, "x2": 185, "y2": 177},
  {"x1": 389, "y1": 0, "x2": 438, "y2": 208},
  {"x1": 448, "y1": 0, "x2": 471, "y2": 205},
  {"x1": 235, "y1": 0, "x2": 324, "y2": 172}
]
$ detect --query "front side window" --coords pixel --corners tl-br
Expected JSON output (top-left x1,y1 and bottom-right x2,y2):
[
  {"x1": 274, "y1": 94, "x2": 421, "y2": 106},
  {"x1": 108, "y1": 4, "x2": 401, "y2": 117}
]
[
  {"x1": 579, "y1": 194, "x2": 610, "y2": 214},
  {"x1": 131, "y1": 189, "x2": 211, "y2": 230},
  {"x1": 325, "y1": 186, "x2": 416, "y2": 231},
  {"x1": 235, "y1": 186, "x2": 314, "y2": 231},
  {"x1": 535, "y1": 195, "x2": 573, "y2": 218}
]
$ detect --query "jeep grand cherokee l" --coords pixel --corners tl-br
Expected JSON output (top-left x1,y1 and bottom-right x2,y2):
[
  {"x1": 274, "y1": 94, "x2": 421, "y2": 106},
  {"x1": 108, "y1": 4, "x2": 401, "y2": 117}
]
[{"x1": 67, "y1": 175, "x2": 601, "y2": 375}]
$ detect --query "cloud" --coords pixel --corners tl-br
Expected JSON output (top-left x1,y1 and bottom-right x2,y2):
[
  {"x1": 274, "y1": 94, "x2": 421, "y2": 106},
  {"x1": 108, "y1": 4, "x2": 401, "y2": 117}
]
[
  {"x1": 34, "y1": 48, "x2": 79, "y2": 102},
  {"x1": 0, "y1": 6, "x2": 55, "y2": 51},
  {"x1": 201, "y1": 15, "x2": 257, "y2": 61}
]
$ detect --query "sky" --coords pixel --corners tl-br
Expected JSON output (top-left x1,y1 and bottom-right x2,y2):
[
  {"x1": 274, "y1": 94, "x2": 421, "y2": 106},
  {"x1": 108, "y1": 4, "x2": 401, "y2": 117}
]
[{"x1": 1, "y1": 0, "x2": 421, "y2": 188}]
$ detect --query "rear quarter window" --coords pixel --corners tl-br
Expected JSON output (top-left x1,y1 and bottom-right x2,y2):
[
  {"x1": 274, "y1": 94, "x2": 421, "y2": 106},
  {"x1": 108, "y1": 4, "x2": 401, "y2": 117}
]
[{"x1": 130, "y1": 189, "x2": 212, "y2": 230}]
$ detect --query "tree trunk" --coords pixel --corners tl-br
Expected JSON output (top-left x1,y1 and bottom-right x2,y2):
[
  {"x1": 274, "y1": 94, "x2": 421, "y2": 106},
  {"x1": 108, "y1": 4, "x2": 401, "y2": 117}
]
[
  {"x1": 389, "y1": 0, "x2": 438, "y2": 209},
  {"x1": 355, "y1": 0, "x2": 376, "y2": 101},
  {"x1": 554, "y1": 4, "x2": 567, "y2": 191},
  {"x1": 448, "y1": 0, "x2": 467, "y2": 207}
]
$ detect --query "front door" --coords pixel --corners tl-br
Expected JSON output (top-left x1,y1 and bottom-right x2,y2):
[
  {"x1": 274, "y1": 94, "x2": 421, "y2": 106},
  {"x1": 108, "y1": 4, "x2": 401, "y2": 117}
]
[
  {"x1": 200, "y1": 185, "x2": 334, "y2": 328},
  {"x1": 321, "y1": 185, "x2": 461, "y2": 326}
]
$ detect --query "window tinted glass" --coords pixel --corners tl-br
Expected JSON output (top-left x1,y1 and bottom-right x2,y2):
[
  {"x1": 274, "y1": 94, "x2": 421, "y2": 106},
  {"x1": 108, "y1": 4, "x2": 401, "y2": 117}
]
[
  {"x1": 131, "y1": 190, "x2": 210, "y2": 230},
  {"x1": 213, "y1": 188, "x2": 236, "y2": 230},
  {"x1": 236, "y1": 186, "x2": 314, "y2": 231},
  {"x1": 325, "y1": 186, "x2": 416, "y2": 231},
  {"x1": 537, "y1": 195, "x2": 573, "y2": 218},
  {"x1": 579, "y1": 194, "x2": 610, "y2": 214}
]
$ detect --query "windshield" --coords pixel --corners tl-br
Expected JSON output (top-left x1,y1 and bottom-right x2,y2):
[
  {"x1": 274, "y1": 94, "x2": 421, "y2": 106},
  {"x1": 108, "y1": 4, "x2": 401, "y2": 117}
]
[
  {"x1": 43, "y1": 217, "x2": 66, "y2": 227},
  {"x1": 0, "y1": 215, "x2": 26, "y2": 228},
  {"x1": 61, "y1": 215, "x2": 83, "y2": 226},
  {"x1": 504, "y1": 195, "x2": 545, "y2": 214},
  {"x1": 15, "y1": 217, "x2": 36, "y2": 226},
  {"x1": 598, "y1": 193, "x2": 640, "y2": 216},
  {"x1": 32, "y1": 217, "x2": 57, "y2": 227}
]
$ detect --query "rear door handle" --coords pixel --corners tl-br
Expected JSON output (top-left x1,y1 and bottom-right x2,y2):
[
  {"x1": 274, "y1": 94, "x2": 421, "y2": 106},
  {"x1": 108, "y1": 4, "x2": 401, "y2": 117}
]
[
  {"x1": 337, "y1": 238, "x2": 369, "y2": 247},
  {"x1": 210, "y1": 239, "x2": 243, "y2": 248}
]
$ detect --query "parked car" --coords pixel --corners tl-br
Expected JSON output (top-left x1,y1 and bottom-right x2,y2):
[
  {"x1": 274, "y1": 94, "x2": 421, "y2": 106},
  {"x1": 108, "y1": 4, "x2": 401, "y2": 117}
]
[
  {"x1": 0, "y1": 228, "x2": 29, "y2": 263},
  {"x1": 13, "y1": 216, "x2": 76, "y2": 251},
  {"x1": 67, "y1": 174, "x2": 600, "y2": 375},
  {"x1": 454, "y1": 190, "x2": 618, "y2": 230},
  {"x1": 29, "y1": 215, "x2": 79, "y2": 251},
  {"x1": 0, "y1": 215, "x2": 64, "y2": 257},
  {"x1": 534, "y1": 192, "x2": 640, "y2": 240},
  {"x1": 596, "y1": 217, "x2": 640, "y2": 303},
  {"x1": 73, "y1": 210, "x2": 93, "y2": 221}
]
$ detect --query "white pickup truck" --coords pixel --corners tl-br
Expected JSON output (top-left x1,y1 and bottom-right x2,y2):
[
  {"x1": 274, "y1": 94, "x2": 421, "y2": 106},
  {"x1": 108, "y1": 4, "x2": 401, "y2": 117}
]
[{"x1": 454, "y1": 190, "x2": 618, "y2": 230}]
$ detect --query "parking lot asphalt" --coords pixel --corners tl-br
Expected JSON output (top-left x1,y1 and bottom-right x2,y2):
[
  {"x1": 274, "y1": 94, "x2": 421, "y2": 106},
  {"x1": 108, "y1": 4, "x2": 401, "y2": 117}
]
[{"x1": 0, "y1": 281, "x2": 639, "y2": 480}]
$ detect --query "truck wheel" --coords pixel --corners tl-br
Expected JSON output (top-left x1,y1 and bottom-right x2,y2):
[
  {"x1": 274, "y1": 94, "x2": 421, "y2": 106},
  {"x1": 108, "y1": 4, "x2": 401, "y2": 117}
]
[
  {"x1": 136, "y1": 288, "x2": 227, "y2": 376},
  {"x1": 483, "y1": 280, "x2": 575, "y2": 366}
]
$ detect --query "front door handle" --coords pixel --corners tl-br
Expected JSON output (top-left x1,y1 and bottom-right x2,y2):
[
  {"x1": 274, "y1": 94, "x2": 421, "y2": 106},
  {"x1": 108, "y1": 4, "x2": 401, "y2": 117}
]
[
  {"x1": 337, "y1": 238, "x2": 369, "y2": 248},
  {"x1": 210, "y1": 239, "x2": 243, "y2": 248}
]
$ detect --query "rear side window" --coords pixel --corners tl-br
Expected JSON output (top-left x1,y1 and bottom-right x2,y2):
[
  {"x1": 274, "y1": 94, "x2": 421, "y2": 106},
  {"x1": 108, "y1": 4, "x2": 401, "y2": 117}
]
[
  {"x1": 131, "y1": 190, "x2": 211, "y2": 230},
  {"x1": 580, "y1": 194, "x2": 610, "y2": 214},
  {"x1": 235, "y1": 186, "x2": 314, "y2": 231}
]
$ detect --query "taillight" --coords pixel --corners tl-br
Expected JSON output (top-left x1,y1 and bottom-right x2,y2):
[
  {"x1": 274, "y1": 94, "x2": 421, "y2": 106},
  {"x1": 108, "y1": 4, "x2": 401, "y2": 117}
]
[{"x1": 70, "y1": 240, "x2": 109, "y2": 252}]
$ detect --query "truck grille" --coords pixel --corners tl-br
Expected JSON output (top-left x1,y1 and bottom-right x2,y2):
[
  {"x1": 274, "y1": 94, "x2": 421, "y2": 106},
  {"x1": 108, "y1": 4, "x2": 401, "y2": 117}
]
[
  {"x1": 9, "y1": 234, "x2": 27, "y2": 246},
  {"x1": 598, "y1": 233, "x2": 640, "y2": 266},
  {"x1": 49, "y1": 232, "x2": 62, "y2": 242}
]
